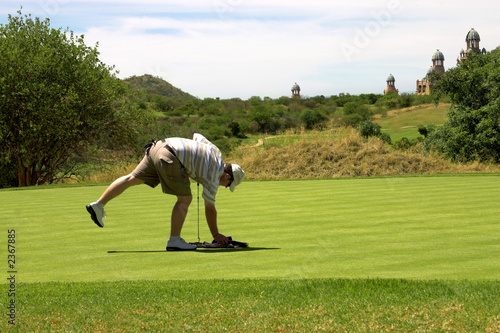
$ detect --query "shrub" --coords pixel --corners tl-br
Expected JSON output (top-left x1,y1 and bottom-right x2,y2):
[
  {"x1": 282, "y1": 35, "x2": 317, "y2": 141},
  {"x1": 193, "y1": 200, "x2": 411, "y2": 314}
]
[
  {"x1": 393, "y1": 137, "x2": 423, "y2": 150},
  {"x1": 342, "y1": 102, "x2": 372, "y2": 126},
  {"x1": 398, "y1": 93, "x2": 413, "y2": 108},
  {"x1": 357, "y1": 120, "x2": 382, "y2": 138},
  {"x1": 300, "y1": 108, "x2": 327, "y2": 129},
  {"x1": 356, "y1": 120, "x2": 391, "y2": 144}
]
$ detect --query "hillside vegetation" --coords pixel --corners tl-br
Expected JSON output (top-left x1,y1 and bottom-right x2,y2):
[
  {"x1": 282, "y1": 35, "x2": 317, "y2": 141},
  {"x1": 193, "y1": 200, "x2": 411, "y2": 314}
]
[
  {"x1": 228, "y1": 128, "x2": 500, "y2": 180},
  {"x1": 123, "y1": 74, "x2": 196, "y2": 99}
]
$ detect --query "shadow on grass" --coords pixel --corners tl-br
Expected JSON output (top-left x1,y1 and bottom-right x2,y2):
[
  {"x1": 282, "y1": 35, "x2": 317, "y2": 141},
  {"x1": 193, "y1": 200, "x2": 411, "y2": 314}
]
[{"x1": 107, "y1": 247, "x2": 280, "y2": 254}]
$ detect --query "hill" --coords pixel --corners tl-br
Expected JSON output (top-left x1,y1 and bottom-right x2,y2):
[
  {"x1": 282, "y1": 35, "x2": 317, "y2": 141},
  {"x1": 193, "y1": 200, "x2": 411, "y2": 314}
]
[{"x1": 123, "y1": 74, "x2": 197, "y2": 99}]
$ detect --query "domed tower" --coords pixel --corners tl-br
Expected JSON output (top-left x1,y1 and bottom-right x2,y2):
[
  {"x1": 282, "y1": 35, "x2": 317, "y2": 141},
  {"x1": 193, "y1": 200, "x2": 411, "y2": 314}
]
[
  {"x1": 384, "y1": 74, "x2": 398, "y2": 95},
  {"x1": 426, "y1": 66, "x2": 437, "y2": 77},
  {"x1": 431, "y1": 49, "x2": 445, "y2": 73},
  {"x1": 466, "y1": 28, "x2": 481, "y2": 53},
  {"x1": 458, "y1": 28, "x2": 484, "y2": 63},
  {"x1": 291, "y1": 82, "x2": 300, "y2": 98},
  {"x1": 416, "y1": 51, "x2": 442, "y2": 96}
]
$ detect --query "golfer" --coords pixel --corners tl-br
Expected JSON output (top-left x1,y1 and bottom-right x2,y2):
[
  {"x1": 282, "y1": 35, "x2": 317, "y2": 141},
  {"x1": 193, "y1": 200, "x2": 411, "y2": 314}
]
[{"x1": 86, "y1": 133, "x2": 245, "y2": 251}]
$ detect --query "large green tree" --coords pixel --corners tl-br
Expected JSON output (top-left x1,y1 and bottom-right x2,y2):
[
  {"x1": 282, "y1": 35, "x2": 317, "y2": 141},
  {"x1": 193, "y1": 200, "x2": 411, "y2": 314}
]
[
  {"x1": 425, "y1": 48, "x2": 500, "y2": 163},
  {"x1": 0, "y1": 11, "x2": 151, "y2": 186}
]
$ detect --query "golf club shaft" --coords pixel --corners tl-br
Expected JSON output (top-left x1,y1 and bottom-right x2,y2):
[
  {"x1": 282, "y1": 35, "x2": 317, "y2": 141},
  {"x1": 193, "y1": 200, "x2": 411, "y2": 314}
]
[{"x1": 197, "y1": 182, "x2": 200, "y2": 243}]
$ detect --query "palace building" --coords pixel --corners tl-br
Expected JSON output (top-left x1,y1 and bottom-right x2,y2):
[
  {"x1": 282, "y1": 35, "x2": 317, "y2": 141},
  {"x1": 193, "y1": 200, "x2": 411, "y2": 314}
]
[{"x1": 415, "y1": 28, "x2": 487, "y2": 95}]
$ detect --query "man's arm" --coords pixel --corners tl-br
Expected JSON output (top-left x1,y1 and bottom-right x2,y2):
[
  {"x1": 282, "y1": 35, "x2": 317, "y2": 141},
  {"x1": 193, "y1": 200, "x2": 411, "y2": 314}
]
[{"x1": 204, "y1": 199, "x2": 228, "y2": 245}]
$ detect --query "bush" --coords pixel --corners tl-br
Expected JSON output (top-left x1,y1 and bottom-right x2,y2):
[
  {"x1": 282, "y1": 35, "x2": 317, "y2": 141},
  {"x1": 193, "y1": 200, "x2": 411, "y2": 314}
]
[
  {"x1": 393, "y1": 137, "x2": 423, "y2": 150},
  {"x1": 300, "y1": 108, "x2": 327, "y2": 129},
  {"x1": 250, "y1": 105, "x2": 282, "y2": 133},
  {"x1": 155, "y1": 96, "x2": 173, "y2": 112},
  {"x1": 398, "y1": 93, "x2": 413, "y2": 108},
  {"x1": 342, "y1": 102, "x2": 372, "y2": 126},
  {"x1": 356, "y1": 120, "x2": 391, "y2": 144},
  {"x1": 418, "y1": 124, "x2": 437, "y2": 138},
  {"x1": 357, "y1": 120, "x2": 382, "y2": 138}
]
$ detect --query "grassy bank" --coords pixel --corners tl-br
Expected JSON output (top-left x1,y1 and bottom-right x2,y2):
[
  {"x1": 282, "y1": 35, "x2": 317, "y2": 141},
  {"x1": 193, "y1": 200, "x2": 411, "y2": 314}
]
[{"x1": 4, "y1": 279, "x2": 499, "y2": 332}]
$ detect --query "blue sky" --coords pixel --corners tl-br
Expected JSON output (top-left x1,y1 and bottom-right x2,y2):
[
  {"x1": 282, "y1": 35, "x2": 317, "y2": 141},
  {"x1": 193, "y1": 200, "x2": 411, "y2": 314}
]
[{"x1": 2, "y1": 0, "x2": 499, "y2": 99}]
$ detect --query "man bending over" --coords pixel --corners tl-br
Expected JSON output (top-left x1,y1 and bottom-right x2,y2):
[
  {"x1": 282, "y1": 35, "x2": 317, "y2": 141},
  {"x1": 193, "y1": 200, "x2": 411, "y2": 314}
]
[{"x1": 86, "y1": 133, "x2": 244, "y2": 251}]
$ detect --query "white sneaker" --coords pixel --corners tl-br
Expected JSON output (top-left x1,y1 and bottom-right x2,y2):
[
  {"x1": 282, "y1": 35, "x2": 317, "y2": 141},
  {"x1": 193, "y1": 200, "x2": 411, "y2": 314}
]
[
  {"x1": 166, "y1": 237, "x2": 197, "y2": 251},
  {"x1": 86, "y1": 202, "x2": 106, "y2": 228}
]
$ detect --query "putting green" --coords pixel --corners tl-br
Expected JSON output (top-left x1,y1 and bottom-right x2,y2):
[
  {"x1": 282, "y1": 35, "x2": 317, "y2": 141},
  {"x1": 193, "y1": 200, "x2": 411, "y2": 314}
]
[{"x1": 2, "y1": 174, "x2": 499, "y2": 282}]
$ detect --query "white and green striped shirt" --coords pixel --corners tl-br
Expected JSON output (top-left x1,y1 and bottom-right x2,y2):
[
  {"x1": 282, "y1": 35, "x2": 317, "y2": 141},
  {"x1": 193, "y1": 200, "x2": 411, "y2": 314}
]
[{"x1": 165, "y1": 133, "x2": 224, "y2": 205}]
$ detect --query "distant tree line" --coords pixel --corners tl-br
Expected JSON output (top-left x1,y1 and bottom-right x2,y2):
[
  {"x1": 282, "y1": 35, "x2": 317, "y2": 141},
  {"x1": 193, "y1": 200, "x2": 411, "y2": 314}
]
[{"x1": 140, "y1": 92, "x2": 436, "y2": 152}]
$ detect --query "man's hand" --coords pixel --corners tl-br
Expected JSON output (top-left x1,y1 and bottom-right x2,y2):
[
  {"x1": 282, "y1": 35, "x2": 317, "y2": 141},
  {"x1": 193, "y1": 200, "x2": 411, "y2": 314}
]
[{"x1": 213, "y1": 233, "x2": 228, "y2": 245}]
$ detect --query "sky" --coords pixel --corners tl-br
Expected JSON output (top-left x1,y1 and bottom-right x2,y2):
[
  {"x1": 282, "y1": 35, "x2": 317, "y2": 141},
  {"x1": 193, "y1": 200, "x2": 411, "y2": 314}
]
[{"x1": 1, "y1": 0, "x2": 499, "y2": 99}]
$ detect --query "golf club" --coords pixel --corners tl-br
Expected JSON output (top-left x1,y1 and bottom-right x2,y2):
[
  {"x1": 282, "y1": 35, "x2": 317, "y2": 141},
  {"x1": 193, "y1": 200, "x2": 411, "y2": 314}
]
[{"x1": 197, "y1": 182, "x2": 200, "y2": 243}]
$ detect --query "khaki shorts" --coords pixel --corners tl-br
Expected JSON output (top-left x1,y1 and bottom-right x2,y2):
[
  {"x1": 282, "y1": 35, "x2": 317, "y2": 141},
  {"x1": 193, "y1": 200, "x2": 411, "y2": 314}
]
[{"x1": 131, "y1": 142, "x2": 192, "y2": 197}]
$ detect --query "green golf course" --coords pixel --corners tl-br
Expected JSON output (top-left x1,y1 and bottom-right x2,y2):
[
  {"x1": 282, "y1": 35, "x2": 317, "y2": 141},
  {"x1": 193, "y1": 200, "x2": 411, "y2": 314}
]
[
  {"x1": 2, "y1": 175, "x2": 499, "y2": 331},
  {"x1": 4, "y1": 174, "x2": 500, "y2": 282}
]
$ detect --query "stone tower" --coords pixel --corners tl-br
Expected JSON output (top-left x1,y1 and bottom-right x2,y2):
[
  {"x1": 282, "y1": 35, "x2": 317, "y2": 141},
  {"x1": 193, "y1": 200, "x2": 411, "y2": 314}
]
[
  {"x1": 432, "y1": 49, "x2": 445, "y2": 73},
  {"x1": 458, "y1": 28, "x2": 486, "y2": 64},
  {"x1": 384, "y1": 74, "x2": 398, "y2": 95},
  {"x1": 466, "y1": 28, "x2": 481, "y2": 53}
]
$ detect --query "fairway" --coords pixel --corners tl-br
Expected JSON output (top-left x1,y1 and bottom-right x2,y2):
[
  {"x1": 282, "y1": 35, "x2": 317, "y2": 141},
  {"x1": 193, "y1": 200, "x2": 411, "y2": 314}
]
[
  {"x1": 2, "y1": 174, "x2": 499, "y2": 282},
  {"x1": 374, "y1": 103, "x2": 449, "y2": 141}
]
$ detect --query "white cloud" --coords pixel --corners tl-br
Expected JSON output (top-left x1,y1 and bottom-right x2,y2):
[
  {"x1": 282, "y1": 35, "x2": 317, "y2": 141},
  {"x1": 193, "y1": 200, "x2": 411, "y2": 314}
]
[{"x1": 2, "y1": 0, "x2": 499, "y2": 98}]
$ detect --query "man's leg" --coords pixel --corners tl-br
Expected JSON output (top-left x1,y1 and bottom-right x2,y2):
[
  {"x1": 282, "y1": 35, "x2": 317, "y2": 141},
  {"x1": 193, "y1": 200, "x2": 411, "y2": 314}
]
[
  {"x1": 87, "y1": 174, "x2": 144, "y2": 227},
  {"x1": 166, "y1": 195, "x2": 196, "y2": 251},
  {"x1": 98, "y1": 174, "x2": 145, "y2": 205},
  {"x1": 170, "y1": 195, "x2": 192, "y2": 237}
]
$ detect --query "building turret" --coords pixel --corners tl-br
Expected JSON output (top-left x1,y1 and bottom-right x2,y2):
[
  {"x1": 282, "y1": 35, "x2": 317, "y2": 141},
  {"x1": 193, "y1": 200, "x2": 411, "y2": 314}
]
[
  {"x1": 431, "y1": 49, "x2": 445, "y2": 73},
  {"x1": 458, "y1": 28, "x2": 484, "y2": 63},
  {"x1": 416, "y1": 50, "x2": 443, "y2": 96},
  {"x1": 466, "y1": 28, "x2": 481, "y2": 53},
  {"x1": 384, "y1": 74, "x2": 398, "y2": 95}
]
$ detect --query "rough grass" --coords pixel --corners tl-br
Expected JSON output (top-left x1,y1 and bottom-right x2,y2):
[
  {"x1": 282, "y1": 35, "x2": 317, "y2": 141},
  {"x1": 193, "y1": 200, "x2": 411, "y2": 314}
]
[{"x1": 229, "y1": 127, "x2": 500, "y2": 180}]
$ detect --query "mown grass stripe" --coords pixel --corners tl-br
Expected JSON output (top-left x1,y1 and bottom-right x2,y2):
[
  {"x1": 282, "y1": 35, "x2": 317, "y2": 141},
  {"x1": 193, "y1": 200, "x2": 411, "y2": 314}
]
[{"x1": 1, "y1": 175, "x2": 499, "y2": 282}]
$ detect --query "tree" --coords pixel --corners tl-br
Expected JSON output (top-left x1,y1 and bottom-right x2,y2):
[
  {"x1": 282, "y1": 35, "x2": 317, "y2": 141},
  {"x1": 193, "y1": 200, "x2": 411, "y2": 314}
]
[
  {"x1": 0, "y1": 10, "x2": 152, "y2": 186},
  {"x1": 342, "y1": 101, "x2": 372, "y2": 125},
  {"x1": 300, "y1": 108, "x2": 327, "y2": 130},
  {"x1": 425, "y1": 49, "x2": 500, "y2": 162},
  {"x1": 250, "y1": 105, "x2": 281, "y2": 133},
  {"x1": 356, "y1": 120, "x2": 391, "y2": 144}
]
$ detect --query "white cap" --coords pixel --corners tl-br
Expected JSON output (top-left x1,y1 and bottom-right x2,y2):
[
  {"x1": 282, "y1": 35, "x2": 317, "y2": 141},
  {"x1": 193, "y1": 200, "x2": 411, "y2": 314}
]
[{"x1": 229, "y1": 164, "x2": 245, "y2": 192}]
